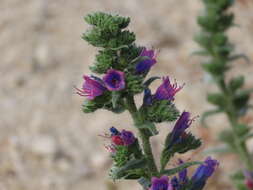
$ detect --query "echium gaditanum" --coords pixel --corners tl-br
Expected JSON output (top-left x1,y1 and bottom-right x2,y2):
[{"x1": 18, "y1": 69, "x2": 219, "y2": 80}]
[
  {"x1": 76, "y1": 12, "x2": 218, "y2": 190},
  {"x1": 195, "y1": 0, "x2": 253, "y2": 189}
]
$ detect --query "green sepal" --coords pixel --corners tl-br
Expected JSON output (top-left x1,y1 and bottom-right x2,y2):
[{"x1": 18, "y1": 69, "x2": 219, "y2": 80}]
[
  {"x1": 142, "y1": 100, "x2": 180, "y2": 123},
  {"x1": 109, "y1": 158, "x2": 147, "y2": 180},
  {"x1": 90, "y1": 49, "x2": 116, "y2": 74},
  {"x1": 82, "y1": 99, "x2": 101, "y2": 113},
  {"x1": 83, "y1": 29, "x2": 135, "y2": 49},
  {"x1": 84, "y1": 12, "x2": 130, "y2": 32},
  {"x1": 112, "y1": 145, "x2": 130, "y2": 167},
  {"x1": 82, "y1": 92, "x2": 111, "y2": 113},
  {"x1": 161, "y1": 161, "x2": 202, "y2": 176},
  {"x1": 125, "y1": 73, "x2": 144, "y2": 95}
]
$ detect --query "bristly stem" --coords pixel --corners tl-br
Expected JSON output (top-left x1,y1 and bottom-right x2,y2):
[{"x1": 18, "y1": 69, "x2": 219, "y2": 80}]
[
  {"x1": 125, "y1": 95, "x2": 158, "y2": 176},
  {"x1": 216, "y1": 78, "x2": 253, "y2": 170}
]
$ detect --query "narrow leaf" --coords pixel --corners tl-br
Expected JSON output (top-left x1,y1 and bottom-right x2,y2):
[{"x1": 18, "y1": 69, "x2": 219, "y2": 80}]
[
  {"x1": 143, "y1": 76, "x2": 161, "y2": 88},
  {"x1": 161, "y1": 161, "x2": 202, "y2": 176}
]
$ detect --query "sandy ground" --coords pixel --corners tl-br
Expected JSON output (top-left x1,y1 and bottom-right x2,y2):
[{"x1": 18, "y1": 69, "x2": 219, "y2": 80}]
[{"x1": 1, "y1": 0, "x2": 253, "y2": 189}]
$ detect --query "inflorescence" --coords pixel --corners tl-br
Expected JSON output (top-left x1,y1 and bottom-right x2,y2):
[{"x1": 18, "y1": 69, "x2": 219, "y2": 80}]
[{"x1": 76, "y1": 12, "x2": 218, "y2": 190}]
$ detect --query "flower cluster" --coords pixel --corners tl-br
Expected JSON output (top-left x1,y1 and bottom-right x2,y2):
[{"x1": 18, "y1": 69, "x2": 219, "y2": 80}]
[
  {"x1": 150, "y1": 157, "x2": 218, "y2": 190},
  {"x1": 77, "y1": 12, "x2": 218, "y2": 190},
  {"x1": 110, "y1": 127, "x2": 136, "y2": 146}
]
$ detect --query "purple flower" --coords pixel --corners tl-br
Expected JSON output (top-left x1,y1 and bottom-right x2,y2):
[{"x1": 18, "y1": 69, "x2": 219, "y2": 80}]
[
  {"x1": 75, "y1": 75, "x2": 106, "y2": 100},
  {"x1": 243, "y1": 171, "x2": 253, "y2": 189},
  {"x1": 150, "y1": 176, "x2": 173, "y2": 190},
  {"x1": 103, "y1": 69, "x2": 125, "y2": 91},
  {"x1": 167, "y1": 111, "x2": 192, "y2": 148},
  {"x1": 143, "y1": 88, "x2": 153, "y2": 106},
  {"x1": 154, "y1": 77, "x2": 183, "y2": 101},
  {"x1": 190, "y1": 157, "x2": 219, "y2": 190},
  {"x1": 136, "y1": 47, "x2": 157, "y2": 74},
  {"x1": 108, "y1": 127, "x2": 136, "y2": 146},
  {"x1": 121, "y1": 130, "x2": 136, "y2": 145},
  {"x1": 178, "y1": 159, "x2": 188, "y2": 184},
  {"x1": 170, "y1": 159, "x2": 188, "y2": 190}
]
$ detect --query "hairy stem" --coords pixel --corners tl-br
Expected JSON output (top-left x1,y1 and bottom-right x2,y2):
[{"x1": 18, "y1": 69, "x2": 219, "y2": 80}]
[
  {"x1": 216, "y1": 78, "x2": 253, "y2": 170},
  {"x1": 125, "y1": 95, "x2": 158, "y2": 176}
]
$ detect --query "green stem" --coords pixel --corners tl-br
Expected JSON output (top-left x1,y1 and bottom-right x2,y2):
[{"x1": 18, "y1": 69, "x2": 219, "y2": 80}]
[
  {"x1": 216, "y1": 78, "x2": 253, "y2": 170},
  {"x1": 125, "y1": 95, "x2": 158, "y2": 176}
]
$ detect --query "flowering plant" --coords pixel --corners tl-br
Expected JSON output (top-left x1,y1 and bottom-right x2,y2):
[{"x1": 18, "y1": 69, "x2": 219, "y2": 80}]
[
  {"x1": 76, "y1": 12, "x2": 218, "y2": 190},
  {"x1": 195, "y1": 0, "x2": 253, "y2": 189}
]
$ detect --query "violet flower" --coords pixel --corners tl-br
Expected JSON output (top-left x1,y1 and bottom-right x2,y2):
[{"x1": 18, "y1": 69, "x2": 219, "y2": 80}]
[
  {"x1": 244, "y1": 171, "x2": 253, "y2": 189},
  {"x1": 171, "y1": 159, "x2": 188, "y2": 190},
  {"x1": 103, "y1": 69, "x2": 125, "y2": 91},
  {"x1": 75, "y1": 75, "x2": 106, "y2": 100},
  {"x1": 150, "y1": 176, "x2": 173, "y2": 190},
  {"x1": 121, "y1": 130, "x2": 136, "y2": 145},
  {"x1": 167, "y1": 111, "x2": 192, "y2": 148},
  {"x1": 154, "y1": 77, "x2": 183, "y2": 101},
  {"x1": 190, "y1": 157, "x2": 219, "y2": 190},
  {"x1": 135, "y1": 47, "x2": 157, "y2": 74},
  {"x1": 143, "y1": 88, "x2": 153, "y2": 106},
  {"x1": 109, "y1": 127, "x2": 136, "y2": 146}
]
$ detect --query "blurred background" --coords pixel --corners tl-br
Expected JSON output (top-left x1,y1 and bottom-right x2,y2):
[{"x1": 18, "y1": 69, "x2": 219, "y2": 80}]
[{"x1": 1, "y1": 0, "x2": 253, "y2": 189}]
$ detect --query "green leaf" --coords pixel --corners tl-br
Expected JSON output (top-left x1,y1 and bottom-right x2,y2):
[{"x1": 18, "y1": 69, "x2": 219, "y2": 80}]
[
  {"x1": 229, "y1": 54, "x2": 250, "y2": 64},
  {"x1": 207, "y1": 93, "x2": 227, "y2": 108},
  {"x1": 161, "y1": 161, "x2": 202, "y2": 176}
]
